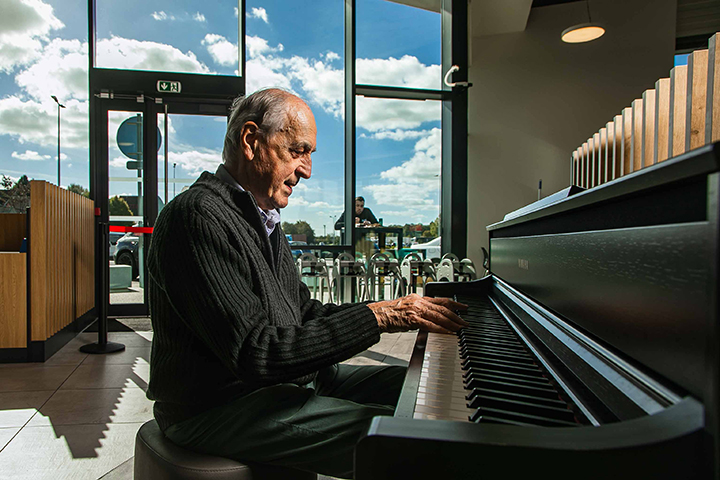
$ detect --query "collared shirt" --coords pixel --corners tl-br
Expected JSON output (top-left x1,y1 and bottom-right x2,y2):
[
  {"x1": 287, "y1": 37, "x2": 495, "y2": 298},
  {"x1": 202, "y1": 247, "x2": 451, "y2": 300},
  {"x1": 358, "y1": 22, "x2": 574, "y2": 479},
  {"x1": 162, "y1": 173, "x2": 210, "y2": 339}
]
[{"x1": 215, "y1": 164, "x2": 281, "y2": 237}]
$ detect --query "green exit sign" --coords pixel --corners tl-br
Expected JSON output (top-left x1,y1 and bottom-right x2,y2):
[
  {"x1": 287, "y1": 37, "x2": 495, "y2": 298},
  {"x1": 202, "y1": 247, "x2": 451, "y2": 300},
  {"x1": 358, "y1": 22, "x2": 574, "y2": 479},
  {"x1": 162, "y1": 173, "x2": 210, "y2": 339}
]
[{"x1": 157, "y1": 80, "x2": 182, "y2": 93}]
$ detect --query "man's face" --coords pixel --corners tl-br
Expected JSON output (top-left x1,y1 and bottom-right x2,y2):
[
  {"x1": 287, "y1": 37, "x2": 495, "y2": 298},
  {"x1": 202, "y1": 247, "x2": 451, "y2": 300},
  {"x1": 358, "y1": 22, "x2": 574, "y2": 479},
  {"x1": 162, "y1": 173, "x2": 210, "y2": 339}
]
[
  {"x1": 251, "y1": 101, "x2": 316, "y2": 210},
  {"x1": 355, "y1": 200, "x2": 364, "y2": 216}
]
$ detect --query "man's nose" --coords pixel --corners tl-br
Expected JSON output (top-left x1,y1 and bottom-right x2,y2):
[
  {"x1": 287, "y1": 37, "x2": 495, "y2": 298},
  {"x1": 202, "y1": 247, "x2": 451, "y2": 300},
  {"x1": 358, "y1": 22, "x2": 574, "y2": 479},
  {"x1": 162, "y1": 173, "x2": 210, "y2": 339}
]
[{"x1": 296, "y1": 158, "x2": 312, "y2": 179}]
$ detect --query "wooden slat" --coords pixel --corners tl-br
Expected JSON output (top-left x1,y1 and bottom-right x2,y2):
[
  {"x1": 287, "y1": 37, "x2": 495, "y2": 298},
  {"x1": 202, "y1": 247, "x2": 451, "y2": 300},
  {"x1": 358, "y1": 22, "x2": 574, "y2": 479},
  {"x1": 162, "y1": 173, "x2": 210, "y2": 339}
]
[
  {"x1": 670, "y1": 65, "x2": 688, "y2": 157},
  {"x1": 572, "y1": 150, "x2": 579, "y2": 186},
  {"x1": 655, "y1": 78, "x2": 671, "y2": 162},
  {"x1": 632, "y1": 99, "x2": 644, "y2": 172},
  {"x1": 0, "y1": 214, "x2": 27, "y2": 251},
  {"x1": 606, "y1": 121, "x2": 616, "y2": 181},
  {"x1": 588, "y1": 137, "x2": 597, "y2": 188},
  {"x1": 582, "y1": 142, "x2": 589, "y2": 188},
  {"x1": 708, "y1": 33, "x2": 720, "y2": 143},
  {"x1": 0, "y1": 253, "x2": 27, "y2": 348},
  {"x1": 614, "y1": 114, "x2": 624, "y2": 178},
  {"x1": 30, "y1": 181, "x2": 47, "y2": 342},
  {"x1": 686, "y1": 49, "x2": 709, "y2": 151},
  {"x1": 594, "y1": 133, "x2": 602, "y2": 186},
  {"x1": 622, "y1": 107, "x2": 633, "y2": 174},
  {"x1": 643, "y1": 89, "x2": 656, "y2": 167},
  {"x1": 599, "y1": 128, "x2": 607, "y2": 185}
]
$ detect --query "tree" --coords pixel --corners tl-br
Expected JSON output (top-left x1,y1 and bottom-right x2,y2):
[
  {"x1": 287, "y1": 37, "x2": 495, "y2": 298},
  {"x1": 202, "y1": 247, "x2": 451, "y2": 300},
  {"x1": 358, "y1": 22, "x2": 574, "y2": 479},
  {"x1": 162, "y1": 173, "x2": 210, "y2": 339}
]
[
  {"x1": 1, "y1": 175, "x2": 31, "y2": 213},
  {"x1": 68, "y1": 183, "x2": 90, "y2": 198},
  {"x1": 282, "y1": 220, "x2": 315, "y2": 244},
  {"x1": 109, "y1": 196, "x2": 133, "y2": 217},
  {"x1": 429, "y1": 215, "x2": 440, "y2": 237}
]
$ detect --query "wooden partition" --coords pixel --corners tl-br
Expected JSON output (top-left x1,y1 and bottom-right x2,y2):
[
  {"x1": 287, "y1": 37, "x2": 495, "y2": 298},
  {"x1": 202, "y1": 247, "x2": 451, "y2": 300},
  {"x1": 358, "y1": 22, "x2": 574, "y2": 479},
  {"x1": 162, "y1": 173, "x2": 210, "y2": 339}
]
[
  {"x1": 29, "y1": 181, "x2": 95, "y2": 344},
  {"x1": 572, "y1": 32, "x2": 720, "y2": 188},
  {"x1": 0, "y1": 253, "x2": 26, "y2": 349},
  {"x1": 0, "y1": 214, "x2": 26, "y2": 251}
]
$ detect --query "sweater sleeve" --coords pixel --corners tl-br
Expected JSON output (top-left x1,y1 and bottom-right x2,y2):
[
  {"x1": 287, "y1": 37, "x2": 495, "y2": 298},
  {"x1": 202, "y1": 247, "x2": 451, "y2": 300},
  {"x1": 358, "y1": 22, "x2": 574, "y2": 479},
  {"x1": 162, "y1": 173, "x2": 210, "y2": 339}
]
[{"x1": 152, "y1": 201, "x2": 380, "y2": 385}]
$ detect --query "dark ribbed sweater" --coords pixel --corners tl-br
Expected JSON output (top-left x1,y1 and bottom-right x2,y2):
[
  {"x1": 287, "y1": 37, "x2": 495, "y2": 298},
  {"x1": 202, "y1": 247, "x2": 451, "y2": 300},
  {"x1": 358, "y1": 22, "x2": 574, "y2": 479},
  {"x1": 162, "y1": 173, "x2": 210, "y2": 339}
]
[{"x1": 146, "y1": 172, "x2": 381, "y2": 431}]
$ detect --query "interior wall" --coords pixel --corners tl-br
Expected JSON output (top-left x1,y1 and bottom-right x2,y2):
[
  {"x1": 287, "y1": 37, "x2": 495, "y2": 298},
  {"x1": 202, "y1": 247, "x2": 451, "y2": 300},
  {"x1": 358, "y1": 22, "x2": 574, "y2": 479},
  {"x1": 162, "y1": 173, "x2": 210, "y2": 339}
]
[{"x1": 465, "y1": 0, "x2": 677, "y2": 266}]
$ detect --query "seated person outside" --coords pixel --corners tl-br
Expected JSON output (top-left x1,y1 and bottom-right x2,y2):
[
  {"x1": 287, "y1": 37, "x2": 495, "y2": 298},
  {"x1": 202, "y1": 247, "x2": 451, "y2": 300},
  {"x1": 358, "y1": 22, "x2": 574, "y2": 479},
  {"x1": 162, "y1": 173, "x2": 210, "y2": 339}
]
[
  {"x1": 145, "y1": 88, "x2": 467, "y2": 480},
  {"x1": 334, "y1": 196, "x2": 379, "y2": 228}
]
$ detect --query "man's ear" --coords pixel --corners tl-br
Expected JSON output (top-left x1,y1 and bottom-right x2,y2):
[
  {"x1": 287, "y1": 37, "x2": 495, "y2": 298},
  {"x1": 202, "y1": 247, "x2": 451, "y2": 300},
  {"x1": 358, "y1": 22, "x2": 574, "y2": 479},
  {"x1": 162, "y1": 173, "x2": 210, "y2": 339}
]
[{"x1": 240, "y1": 121, "x2": 260, "y2": 161}]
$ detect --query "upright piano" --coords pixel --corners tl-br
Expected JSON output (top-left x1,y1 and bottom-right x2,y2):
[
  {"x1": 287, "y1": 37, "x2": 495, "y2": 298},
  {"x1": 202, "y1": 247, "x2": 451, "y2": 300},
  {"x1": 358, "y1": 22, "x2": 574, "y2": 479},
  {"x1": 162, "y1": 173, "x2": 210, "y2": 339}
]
[{"x1": 355, "y1": 143, "x2": 720, "y2": 479}]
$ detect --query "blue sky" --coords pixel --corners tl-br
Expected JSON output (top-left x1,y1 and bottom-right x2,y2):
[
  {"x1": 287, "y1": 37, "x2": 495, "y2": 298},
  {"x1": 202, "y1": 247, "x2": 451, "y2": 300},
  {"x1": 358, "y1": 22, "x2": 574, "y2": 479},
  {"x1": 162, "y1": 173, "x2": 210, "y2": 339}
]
[{"x1": 0, "y1": 0, "x2": 442, "y2": 236}]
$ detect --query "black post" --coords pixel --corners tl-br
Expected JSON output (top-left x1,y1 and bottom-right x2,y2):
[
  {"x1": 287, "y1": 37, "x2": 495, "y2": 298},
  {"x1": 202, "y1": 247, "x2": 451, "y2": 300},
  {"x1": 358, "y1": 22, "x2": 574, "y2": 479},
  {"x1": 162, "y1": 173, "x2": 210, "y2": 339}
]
[{"x1": 80, "y1": 222, "x2": 125, "y2": 354}]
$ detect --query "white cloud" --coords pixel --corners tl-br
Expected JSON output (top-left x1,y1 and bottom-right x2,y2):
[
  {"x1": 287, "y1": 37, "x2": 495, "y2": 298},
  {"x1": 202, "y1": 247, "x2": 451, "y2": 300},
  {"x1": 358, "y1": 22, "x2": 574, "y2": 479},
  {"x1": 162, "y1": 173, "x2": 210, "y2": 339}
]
[
  {"x1": 357, "y1": 96, "x2": 440, "y2": 132},
  {"x1": 0, "y1": 0, "x2": 64, "y2": 72},
  {"x1": 246, "y1": 35, "x2": 284, "y2": 58},
  {"x1": 202, "y1": 34, "x2": 238, "y2": 66},
  {"x1": 357, "y1": 56, "x2": 440, "y2": 89},
  {"x1": 151, "y1": 11, "x2": 171, "y2": 21},
  {"x1": 364, "y1": 129, "x2": 430, "y2": 141},
  {"x1": 193, "y1": 12, "x2": 206, "y2": 22},
  {"x1": 0, "y1": 96, "x2": 88, "y2": 149},
  {"x1": 96, "y1": 36, "x2": 210, "y2": 73},
  {"x1": 16, "y1": 38, "x2": 88, "y2": 102},
  {"x1": 234, "y1": 7, "x2": 239, "y2": 17},
  {"x1": 12, "y1": 150, "x2": 50, "y2": 161},
  {"x1": 248, "y1": 7, "x2": 269, "y2": 23},
  {"x1": 283, "y1": 56, "x2": 344, "y2": 117},
  {"x1": 364, "y1": 128, "x2": 441, "y2": 212},
  {"x1": 169, "y1": 150, "x2": 221, "y2": 176},
  {"x1": 324, "y1": 51, "x2": 340, "y2": 62}
]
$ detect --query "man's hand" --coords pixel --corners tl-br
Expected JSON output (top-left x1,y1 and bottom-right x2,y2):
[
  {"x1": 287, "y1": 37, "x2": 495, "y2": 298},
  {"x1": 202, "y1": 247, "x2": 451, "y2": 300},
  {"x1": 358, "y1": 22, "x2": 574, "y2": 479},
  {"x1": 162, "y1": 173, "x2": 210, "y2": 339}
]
[{"x1": 368, "y1": 294, "x2": 469, "y2": 334}]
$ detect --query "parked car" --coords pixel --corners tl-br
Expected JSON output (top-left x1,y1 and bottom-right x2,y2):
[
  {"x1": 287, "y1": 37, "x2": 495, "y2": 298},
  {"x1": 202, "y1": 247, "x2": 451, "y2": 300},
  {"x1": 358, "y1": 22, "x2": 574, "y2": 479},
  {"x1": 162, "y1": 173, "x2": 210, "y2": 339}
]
[
  {"x1": 114, "y1": 234, "x2": 139, "y2": 279},
  {"x1": 109, "y1": 232, "x2": 125, "y2": 259},
  {"x1": 289, "y1": 240, "x2": 311, "y2": 259}
]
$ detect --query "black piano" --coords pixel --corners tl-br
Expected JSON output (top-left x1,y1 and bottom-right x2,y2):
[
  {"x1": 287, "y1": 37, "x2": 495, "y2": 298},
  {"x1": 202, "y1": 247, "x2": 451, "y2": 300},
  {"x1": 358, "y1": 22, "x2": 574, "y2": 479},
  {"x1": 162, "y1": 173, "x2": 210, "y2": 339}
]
[{"x1": 355, "y1": 143, "x2": 720, "y2": 480}]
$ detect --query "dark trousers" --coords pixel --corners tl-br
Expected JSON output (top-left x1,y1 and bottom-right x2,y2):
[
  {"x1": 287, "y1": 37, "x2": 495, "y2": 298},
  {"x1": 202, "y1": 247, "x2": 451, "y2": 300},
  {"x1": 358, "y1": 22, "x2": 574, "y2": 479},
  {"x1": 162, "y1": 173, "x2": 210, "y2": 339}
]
[{"x1": 164, "y1": 364, "x2": 407, "y2": 479}]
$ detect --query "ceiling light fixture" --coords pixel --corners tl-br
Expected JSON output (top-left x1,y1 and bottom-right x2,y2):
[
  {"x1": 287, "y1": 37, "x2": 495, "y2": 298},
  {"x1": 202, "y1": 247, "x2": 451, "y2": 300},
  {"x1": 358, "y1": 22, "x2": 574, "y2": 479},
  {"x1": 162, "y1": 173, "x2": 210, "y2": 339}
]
[{"x1": 561, "y1": 0, "x2": 605, "y2": 44}]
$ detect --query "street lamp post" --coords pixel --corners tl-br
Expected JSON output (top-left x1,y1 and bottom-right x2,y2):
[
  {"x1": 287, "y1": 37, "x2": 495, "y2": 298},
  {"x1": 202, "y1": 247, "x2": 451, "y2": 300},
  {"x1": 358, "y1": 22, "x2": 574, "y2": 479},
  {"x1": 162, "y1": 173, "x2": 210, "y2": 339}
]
[
  {"x1": 51, "y1": 95, "x2": 65, "y2": 186},
  {"x1": 173, "y1": 163, "x2": 177, "y2": 197}
]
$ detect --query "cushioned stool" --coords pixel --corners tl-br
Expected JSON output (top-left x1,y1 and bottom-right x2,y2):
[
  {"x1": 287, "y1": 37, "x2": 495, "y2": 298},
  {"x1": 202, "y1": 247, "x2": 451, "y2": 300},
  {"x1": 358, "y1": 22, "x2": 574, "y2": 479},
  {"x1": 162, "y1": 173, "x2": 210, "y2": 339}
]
[{"x1": 134, "y1": 420, "x2": 318, "y2": 480}]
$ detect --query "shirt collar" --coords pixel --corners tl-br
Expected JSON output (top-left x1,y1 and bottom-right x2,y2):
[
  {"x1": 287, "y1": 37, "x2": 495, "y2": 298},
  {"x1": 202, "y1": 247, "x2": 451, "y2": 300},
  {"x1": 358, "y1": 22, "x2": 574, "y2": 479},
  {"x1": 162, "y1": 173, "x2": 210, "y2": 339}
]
[{"x1": 215, "y1": 164, "x2": 280, "y2": 237}]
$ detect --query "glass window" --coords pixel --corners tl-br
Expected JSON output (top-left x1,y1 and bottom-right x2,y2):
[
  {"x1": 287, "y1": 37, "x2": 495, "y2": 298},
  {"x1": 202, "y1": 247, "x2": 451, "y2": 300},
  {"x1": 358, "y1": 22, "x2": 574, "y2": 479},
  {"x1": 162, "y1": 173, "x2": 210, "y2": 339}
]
[
  {"x1": 246, "y1": 0, "x2": 345, "y2": 247},
  {"x1": 357, "y1": 0, "x2": 441, "y2": 90},
  {"x1": 156, "y1": 113, "x2": 227, "y2": 210},
  {"x1": 95, "y1": 0, "x2": 240, "y2": 75},
  {"x1": 355, "y1": 96, "x2": 442, "y2": 261},
  {"x1": 0, "y1": 0, "x2": 89, "y2": 192}
]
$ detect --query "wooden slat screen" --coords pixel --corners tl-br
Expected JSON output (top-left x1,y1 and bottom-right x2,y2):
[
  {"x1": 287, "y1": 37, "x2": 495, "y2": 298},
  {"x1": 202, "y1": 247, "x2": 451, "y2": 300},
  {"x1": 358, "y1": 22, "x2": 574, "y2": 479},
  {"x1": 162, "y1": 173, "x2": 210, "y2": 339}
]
[
  {"x1": 29, "y1": 181, "x2": 94, "y2": 342},
  {"x1": 572, "y1": 32, "x2": 720, "y2": 188}
]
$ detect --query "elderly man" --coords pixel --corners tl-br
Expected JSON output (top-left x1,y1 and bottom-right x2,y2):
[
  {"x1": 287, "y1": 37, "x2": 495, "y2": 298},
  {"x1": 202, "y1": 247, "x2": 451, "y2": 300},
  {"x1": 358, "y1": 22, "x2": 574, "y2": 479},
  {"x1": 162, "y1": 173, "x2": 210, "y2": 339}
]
[{"x1": 146, "y1": 88, "x2": 466, "y2": 479}]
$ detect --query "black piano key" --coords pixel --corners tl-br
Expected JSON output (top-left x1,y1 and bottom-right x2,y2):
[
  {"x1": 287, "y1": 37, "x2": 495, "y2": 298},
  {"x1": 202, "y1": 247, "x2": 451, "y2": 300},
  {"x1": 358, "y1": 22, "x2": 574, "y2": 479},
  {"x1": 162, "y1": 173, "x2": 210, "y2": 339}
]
[
  {"x1": 467, "y1": 393, "x2": 576, "y2": 422},
  {"x1": 465, "y1": 378, "x2": 559, "y2": 400},
  {"x1": 467, "y1": 387, "x2": 569, "y2": 409},
  {"x1": 462, "y1": 359, "x2": 544, "y2": 377},
  {"x1": 464, "y1": 371, "x2": 557, "y2": 394},
  {"x1": 461, "y1": 350, "x2": 536, "y2": 366},
  {"x1": 460, "y1": 344, "x2": 532, "y2": 359},
  {"x1": 470, "y1": 406, "x2": 579, "y2": 427}
]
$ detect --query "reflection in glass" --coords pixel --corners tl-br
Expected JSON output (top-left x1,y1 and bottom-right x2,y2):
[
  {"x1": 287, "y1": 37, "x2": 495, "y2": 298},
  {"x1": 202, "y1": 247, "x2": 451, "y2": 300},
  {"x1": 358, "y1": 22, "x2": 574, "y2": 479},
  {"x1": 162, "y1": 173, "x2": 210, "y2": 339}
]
[
  {"x1": 108, "y1": 111, "x2": 146, "y2": 305},
  {"x1": 156, "y1": 113, "x2": 227, "y2": 212},
  {"x1": 244, "y1": 0, "x2": 345, "y2": 248},
  {"x1": 96, "y1": 0, "x2": 240, "y2": 75},
  {"x1": 357, "y1": 0, "x2": 441, "y2": 89},
  {"x1": 355, "y1": 97, "x2": 442, "y2": 262}
]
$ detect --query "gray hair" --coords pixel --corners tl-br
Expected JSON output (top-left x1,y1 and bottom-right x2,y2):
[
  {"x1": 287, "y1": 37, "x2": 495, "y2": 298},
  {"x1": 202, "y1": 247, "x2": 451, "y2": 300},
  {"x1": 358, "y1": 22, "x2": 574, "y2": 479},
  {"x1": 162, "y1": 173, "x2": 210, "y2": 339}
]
[{"x1": 222, "y1": 88, "x2": 295, "y2": 164}]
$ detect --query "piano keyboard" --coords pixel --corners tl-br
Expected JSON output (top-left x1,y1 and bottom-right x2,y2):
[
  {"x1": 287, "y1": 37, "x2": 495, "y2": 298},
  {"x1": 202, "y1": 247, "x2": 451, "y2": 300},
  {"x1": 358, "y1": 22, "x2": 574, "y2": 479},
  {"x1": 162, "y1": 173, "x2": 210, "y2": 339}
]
[{"x1": 414, "y1": 295, "x2": 585, "y2": 426}]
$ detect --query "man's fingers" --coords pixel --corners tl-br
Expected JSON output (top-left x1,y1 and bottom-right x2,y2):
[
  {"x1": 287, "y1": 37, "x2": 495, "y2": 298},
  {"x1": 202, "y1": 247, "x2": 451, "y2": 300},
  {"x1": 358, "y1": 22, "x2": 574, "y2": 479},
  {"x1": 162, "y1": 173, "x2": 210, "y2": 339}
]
[
  {"x1": 417, "y1": 308, "x2": 466, "y2": 332},
  {"x1": 425, "y1": 296, "x2": 468, "y2": 312},
  {"x1": 415, "y1": 316, "x2": 455, "y2": 334},
  {"x1": 421, "y1": 299, "x2": 469, "y2": 328}
]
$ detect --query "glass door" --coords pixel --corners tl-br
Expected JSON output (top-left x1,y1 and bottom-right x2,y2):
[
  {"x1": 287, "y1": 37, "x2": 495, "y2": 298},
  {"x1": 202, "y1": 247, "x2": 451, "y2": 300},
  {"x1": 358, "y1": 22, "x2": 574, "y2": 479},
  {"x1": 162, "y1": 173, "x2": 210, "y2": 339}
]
[{"x1": 95, "y1": 97, "x2": 229, "y2": 317}]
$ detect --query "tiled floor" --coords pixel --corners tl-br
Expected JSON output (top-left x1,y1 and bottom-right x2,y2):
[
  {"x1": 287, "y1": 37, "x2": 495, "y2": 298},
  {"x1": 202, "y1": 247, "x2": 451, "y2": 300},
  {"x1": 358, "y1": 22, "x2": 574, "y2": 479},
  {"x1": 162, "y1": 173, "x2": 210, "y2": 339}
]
[{"x1": 0, "y1": 324, "x2": 416, "y2": 480}]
